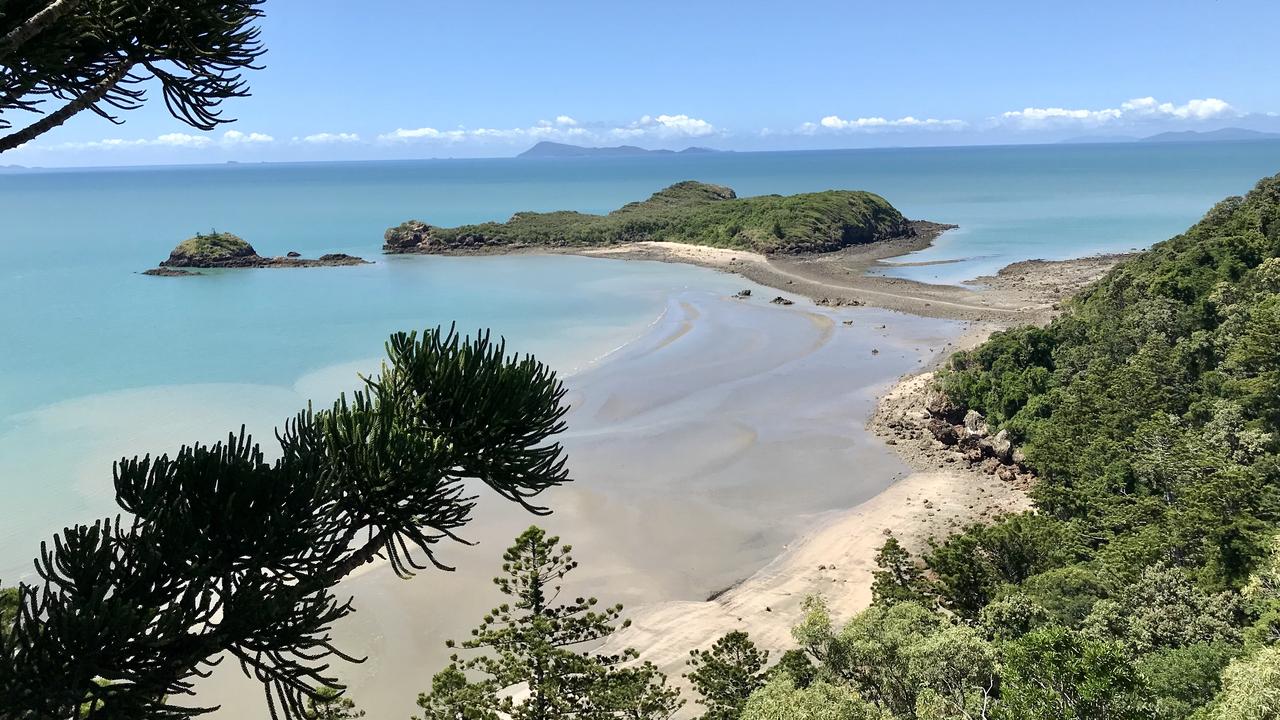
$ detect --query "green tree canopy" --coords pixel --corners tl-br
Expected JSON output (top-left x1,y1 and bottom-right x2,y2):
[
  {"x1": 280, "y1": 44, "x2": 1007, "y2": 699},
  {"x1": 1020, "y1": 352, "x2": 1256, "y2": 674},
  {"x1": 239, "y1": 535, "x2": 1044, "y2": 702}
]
[
  {"x1": 741, "y1": 676, "x2": 879, "y2": 720},
  {"x1": 685, "y1": 631, "x2": 770, "y2": 720},
  {"x1": 1207, "y1": 646, "x2": 1280, "y2": 720},
  {"x1": 998, "y1": 625, "x2": 1149, "y2": 720},
  {"x1": 417, "y1": 526, "x2": 681, "y2": 720}
]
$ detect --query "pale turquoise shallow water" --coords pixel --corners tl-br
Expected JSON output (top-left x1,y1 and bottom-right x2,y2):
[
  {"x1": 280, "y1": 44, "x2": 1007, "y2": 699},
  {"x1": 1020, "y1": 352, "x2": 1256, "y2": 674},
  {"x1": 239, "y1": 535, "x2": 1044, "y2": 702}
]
[{"x1": 3, "y1": 142, "x2": 1280, "y2": 578}]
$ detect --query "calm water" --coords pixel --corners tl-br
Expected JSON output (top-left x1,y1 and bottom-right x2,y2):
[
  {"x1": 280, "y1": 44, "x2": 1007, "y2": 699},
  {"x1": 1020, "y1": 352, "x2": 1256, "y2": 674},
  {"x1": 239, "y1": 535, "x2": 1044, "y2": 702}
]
[{"x1": 2, "y1": 141, "x2": 1280, "y2": 577}]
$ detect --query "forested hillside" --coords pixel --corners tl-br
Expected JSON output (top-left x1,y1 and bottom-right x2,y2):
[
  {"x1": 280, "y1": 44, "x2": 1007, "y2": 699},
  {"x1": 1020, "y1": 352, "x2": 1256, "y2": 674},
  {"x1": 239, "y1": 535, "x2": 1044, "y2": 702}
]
[
  {"x1": 915, "y1": 172, "x2": 1280, "y2": 717},
  {"x1": 697, "y1": 173, "x2": 1280, "y2": 720}
]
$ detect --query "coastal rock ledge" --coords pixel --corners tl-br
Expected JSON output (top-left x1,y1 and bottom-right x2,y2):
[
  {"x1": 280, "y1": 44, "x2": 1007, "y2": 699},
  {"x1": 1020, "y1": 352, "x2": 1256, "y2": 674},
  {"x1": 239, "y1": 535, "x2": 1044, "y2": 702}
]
[{"x1": 144, "y1": 231, "x2": 368, "y2": 275}]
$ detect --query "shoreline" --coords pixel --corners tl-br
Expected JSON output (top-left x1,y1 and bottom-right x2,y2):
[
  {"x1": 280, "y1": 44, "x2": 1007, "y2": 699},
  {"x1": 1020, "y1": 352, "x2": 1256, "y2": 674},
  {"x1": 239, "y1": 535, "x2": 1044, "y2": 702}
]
[
  {"x1": 578, "y1": 233, "x2": 1127, "y2": 706},
  {"x1": 195, "y1": 288, "x2": 961, "y2": 718},
  {"x1": 194, "y1": 236, "x2": 1126, "y2": 717},
  {"x1": 410, "y1": 221, "x2": 1131, "y2": 324}
]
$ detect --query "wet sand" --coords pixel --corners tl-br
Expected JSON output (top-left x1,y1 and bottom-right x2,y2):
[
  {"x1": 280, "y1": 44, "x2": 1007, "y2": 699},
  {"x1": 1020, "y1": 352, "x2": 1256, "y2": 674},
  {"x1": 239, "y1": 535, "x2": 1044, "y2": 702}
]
[
  {"x1": 583, "y1": 224, "x2": 1128, "y2": 324},
  {"x1": 190, "y1": 236, "x2": 1127, "y2": 717},
  {"x1": 195, "y1": 287, "x2": 961, "y2": 717}
]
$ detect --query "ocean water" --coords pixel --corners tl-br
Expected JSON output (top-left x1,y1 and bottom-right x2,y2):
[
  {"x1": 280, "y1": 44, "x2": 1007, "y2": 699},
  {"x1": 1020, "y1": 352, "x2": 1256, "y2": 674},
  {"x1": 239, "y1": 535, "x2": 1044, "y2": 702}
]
[{"x1": 3, "y1": 141, "x2": 1280, "y2": 580}]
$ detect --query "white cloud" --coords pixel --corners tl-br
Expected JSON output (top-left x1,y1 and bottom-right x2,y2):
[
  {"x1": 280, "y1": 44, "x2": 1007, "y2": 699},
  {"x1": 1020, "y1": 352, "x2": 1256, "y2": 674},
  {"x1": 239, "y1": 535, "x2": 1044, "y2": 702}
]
[
  {"x1": 31, "y1": 129, "x2": 277, "y2": 151},
  {"x1": 221, "y1": 130, "x2": 274, "y2": 144},
  {"x1": 999, "y1": 97, "x2": 1237, "y2": 128},
  {"x1": 155, "y1": 132, "x2": 214, "y2": 147},
  {"x1": 811, "y1": 115, "x2": 967, "y2": 132},
  {"x1": 298, "y1": 132, "x2": 361, "y2": 144},
  {"x1": 378, "y1": 113, "x2": 718, "y2": 145},
  {"x1": 381, "y1": 127, "x2": 450, "y2": 140},
  {"x1": 630, "y1": 114, "x2": 716, "y2": 137}
]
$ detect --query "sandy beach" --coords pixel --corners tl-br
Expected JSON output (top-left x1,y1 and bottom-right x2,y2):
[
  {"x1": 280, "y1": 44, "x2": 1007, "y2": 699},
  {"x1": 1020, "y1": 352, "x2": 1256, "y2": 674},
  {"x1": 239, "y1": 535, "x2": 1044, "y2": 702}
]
[
  {"x1": 585, "y1": 234, "x2": 1120, "y2": 708},
  {"x1": 583, "y1": 223, "x2": 1126, "y2": 325},
  {"x1": 193, "y1": 231, "x2": 1124, "y2": 718},
  {"x1": 195, "y1": 283, "x2": 961, "y2": 717}
]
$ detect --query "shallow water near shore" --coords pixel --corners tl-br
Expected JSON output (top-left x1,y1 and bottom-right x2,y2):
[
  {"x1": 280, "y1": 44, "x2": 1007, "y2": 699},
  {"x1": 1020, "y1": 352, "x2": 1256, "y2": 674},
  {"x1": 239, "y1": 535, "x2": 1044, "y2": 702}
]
[
  {"x1": 191, "y1": 290, "x2": 958, "y2": 717},
  {"x1": 2, "y1": 142, "x2": 1279, "y2": 712}
]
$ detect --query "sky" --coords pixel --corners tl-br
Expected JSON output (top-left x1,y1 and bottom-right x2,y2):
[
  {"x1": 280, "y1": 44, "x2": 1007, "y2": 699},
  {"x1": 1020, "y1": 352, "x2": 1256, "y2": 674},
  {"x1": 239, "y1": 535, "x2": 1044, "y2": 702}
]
[{"x1": 6, "y1": 0, "x2": 1280, "y2": 166}]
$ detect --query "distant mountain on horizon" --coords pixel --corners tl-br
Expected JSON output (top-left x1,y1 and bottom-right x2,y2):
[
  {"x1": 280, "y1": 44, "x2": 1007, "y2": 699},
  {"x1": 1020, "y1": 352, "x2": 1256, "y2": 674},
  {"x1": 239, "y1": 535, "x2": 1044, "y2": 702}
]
[
  {"x1": 1140, "y1": 127, "x2": 1280, "y2": 143},
  {"x1": 1060, "y1": 128, "x2": 1280, "y2": 145},
  {"x1": 517, "y1": 141, "x2": 721, "y2": 158}
]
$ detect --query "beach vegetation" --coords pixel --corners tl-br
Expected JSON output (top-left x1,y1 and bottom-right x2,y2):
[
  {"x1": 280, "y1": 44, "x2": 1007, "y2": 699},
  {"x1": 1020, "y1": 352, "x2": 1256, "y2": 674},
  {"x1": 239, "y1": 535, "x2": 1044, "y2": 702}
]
[
  {"x1": 302, "y1": 688, "x2": 365, "y2": 720},
  {"x1": 685, "y1": 631, "x2": 770, "y2": 720},
  {"x1": 170, "y1": 231, "x2": 256, "y2": 261},
  {"x1": 415, "y1": 525, "x2": 682, "y2": 720}
]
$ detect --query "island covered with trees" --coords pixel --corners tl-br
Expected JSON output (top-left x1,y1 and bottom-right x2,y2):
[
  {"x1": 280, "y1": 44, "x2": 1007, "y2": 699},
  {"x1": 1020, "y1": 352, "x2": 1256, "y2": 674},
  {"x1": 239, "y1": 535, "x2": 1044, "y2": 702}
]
[{"x1": 384, "y1": 181, "x2": 924, "y2": 256}]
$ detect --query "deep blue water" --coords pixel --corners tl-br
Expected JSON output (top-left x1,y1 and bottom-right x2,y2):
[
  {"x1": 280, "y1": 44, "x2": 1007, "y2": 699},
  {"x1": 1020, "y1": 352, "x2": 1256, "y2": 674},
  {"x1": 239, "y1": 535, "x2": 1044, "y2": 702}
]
[{"x1": 2, "y1": 141, "x2": 1280, "y2": 577}]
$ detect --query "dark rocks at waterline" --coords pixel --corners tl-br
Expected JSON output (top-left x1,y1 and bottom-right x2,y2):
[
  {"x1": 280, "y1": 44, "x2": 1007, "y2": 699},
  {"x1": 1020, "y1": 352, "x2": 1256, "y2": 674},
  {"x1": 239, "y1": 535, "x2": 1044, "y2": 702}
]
[
  {"x1": 815, "y1": 296, "x2": 865, "y2": 307},
  {"x1": 734, "y1": 289, "x2": 752, "y2": 299},
  {"x1": 141, "y1": 267, "x2": 196, "y2": 277},
  {"x1": 770, "y1": 296, "x2": 794, "y2": 306},
  {"x1": 149, "y1": 231, "x2": 369, "y2": 273}
]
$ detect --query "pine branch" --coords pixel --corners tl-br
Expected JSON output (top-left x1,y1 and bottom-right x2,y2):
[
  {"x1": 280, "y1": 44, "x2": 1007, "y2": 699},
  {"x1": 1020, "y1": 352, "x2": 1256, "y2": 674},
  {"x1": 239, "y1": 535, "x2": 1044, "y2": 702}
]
[
  {"x1": 0, "y1": 0, "x2": 84, "y2": 60},
  {"x1": 0, "y1": 59, "x2": 132, "y2": 151}
]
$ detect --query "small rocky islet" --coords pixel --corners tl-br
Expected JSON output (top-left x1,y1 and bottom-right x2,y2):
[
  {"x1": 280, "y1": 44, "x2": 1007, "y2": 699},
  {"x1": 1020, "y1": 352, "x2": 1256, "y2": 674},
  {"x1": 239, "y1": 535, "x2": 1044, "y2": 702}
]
[{"x1": 142, "y1": 231, "x2": 367, "y2": 275}]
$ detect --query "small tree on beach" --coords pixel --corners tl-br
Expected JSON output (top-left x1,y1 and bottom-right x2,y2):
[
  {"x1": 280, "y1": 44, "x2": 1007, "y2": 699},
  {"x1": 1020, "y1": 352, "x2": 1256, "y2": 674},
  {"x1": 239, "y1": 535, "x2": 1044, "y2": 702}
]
[
  {"x1": 685, "y1": 631, "x2": 770, "y2": 720},
  {"x1": 871, "y1": 536, "x2": 934, "y2": 608},
  {"x1": 0, "y1": 327, "x2": 572, "y2": 720},
  {"x1": 417, "y1": 526, "x2": 682, "y2": 720},
  {"x1": 302, "y1": 688, "x2": 365, "y2": 720},
  {"x1": 0, "y1": 0, "x2": 267, "y2": 152}
]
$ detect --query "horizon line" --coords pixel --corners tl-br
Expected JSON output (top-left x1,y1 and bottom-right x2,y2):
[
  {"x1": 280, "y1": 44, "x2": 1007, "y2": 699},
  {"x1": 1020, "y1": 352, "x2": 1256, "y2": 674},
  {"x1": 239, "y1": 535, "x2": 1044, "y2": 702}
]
[{"x1": 6, "y1": 135, "x2": 1280, "y2": 173}]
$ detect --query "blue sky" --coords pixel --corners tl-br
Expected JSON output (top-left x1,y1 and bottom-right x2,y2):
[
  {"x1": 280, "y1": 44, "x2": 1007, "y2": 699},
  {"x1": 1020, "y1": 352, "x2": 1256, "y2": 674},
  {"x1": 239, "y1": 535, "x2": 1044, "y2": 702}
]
[{"x1": 7, "y1": 0, "x2": 1280, "y2": 166}]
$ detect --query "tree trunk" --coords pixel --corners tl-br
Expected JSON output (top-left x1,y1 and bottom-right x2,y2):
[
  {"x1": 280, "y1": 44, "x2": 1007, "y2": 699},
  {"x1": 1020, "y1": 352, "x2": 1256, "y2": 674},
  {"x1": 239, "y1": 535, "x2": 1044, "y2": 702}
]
[
  {"x1": 0, "y1": 0, "x2": 85, "y2": 60},
  {"x1": 0, "y1": 60, "x2": 131, "y2": 152}
]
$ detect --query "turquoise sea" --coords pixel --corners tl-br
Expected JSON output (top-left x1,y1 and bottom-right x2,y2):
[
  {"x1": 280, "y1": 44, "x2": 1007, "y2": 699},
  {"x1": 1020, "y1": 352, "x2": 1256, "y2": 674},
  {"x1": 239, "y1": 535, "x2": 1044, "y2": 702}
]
[{"x1": 3, "y1": 141, "x2": 1280, "y2": 580}]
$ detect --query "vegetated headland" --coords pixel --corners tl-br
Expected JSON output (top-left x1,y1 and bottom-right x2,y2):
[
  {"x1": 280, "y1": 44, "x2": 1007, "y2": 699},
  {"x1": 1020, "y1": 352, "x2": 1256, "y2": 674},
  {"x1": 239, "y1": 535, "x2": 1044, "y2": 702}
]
[{"x1": 384, "y1": 179, "x2": 1124, "y2": 324}]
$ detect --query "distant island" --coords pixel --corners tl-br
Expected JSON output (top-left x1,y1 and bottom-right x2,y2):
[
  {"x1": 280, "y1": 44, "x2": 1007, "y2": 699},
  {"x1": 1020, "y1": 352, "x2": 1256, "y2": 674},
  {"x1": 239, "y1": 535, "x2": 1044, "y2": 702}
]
[
  {"x1": 1140, "y1": 127, "x2": 1280, "y2": 143},
  {"x1": 143, "y1": 231, "x2": 368, "y2": 275},
  {"x1": 1061, "y1": 127, "x2": 1280, "y2": 145},
  {"x1": 516, "y1": 141, "x2": 721, "y2": 158},
  {"x1": 384, "y1": 180, "x2": 925, "y2": 256}
]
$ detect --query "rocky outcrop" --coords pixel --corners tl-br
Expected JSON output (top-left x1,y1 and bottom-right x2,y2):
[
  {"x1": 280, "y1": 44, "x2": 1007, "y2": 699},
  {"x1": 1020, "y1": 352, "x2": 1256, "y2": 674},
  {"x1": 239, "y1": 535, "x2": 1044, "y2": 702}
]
[
  {"x1": 383, "y1": 220, "x2": 436, "y2": 253},
  {"x1": 770, "y1": 296, "x2": 795, "y2": 306},
  {"x1": 141, "y1": 267, "x2": 195, "y2": 277},
  {"x1": 149, "y1": 232, "x2": 369, "y2": 273},
  {"x1": 874, "y1": 373, "x2": 1036, "y2": 489}
]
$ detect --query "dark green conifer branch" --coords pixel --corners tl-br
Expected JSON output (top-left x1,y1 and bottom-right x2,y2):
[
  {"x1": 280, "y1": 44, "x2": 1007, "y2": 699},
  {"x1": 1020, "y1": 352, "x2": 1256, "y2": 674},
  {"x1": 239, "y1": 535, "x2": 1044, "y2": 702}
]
[
  {"x1": 0, "y1": 327, "x2": 571, "y2": 720},
  {"x1": 0, "y1": 0, "x2": 266, "y2": 150}
]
